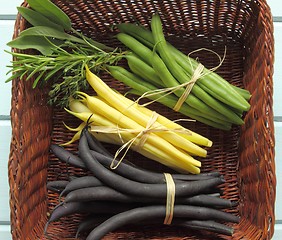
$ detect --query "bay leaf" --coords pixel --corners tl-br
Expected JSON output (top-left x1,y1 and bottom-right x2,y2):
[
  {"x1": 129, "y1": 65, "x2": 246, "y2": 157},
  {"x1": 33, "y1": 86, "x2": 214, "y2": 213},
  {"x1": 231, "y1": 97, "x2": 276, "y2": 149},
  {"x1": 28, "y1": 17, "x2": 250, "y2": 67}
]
[
  {"x1": 26, "y1": 0, "x2": 71, "y2": 30},
  {"x1": 17, "y1": 7, "x2": 64, "y2": 31},
  {"x1": 7, "y1": 35, "x2": 62, "y2": 55}
]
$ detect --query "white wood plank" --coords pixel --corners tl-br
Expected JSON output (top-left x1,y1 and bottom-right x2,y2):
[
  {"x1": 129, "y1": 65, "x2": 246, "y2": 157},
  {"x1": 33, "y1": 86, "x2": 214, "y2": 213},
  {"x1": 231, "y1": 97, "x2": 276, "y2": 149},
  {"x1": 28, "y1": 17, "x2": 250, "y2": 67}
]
[
  {"x1": 273, "y1": 224, "x2": 282, "y2": 240},
  {"x1": 0, "y1": 0, "x2": 279, "y2": 18},
  {"x1": 0, "y1": 2, "x2": 280, "y2": 237},
  {"x1": 0, "y1": 225, "x2": 11, "y2": 240},
  {"x1": 268, "y1": 0, "x2": 282, "y2": 18},
  {"x1": 273, "y1": 22, "x2": 282, "y2": 117},
  {"x1": 0, "y1": 224, "x2": 281, "y2": 240},
  {"x1": 0, "y1": 122, "x2": 11, "y2": 222},
  {"x1": 0, "y1": 20, "x2": 14, "y2": 116},
  {"x1": 0, "y1": 1, "x2": 279, "y2": 17},
  {"x1": 0, "y1": 223, "x2": 281, "y2": 239},
  {"x1": 274, "y1": 122, "x2": 282, "y2": 221},
  {"x1": 0, "y1": 0, "x2": 23, "y2": 15}
]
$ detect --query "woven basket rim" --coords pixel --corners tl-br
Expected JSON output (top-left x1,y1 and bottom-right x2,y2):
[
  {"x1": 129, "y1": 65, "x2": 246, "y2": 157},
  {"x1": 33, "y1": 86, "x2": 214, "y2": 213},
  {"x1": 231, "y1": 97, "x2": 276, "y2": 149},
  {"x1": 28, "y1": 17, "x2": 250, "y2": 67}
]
[{"x1": 8, "y1": 0, "x2": 276, "y2": 239}]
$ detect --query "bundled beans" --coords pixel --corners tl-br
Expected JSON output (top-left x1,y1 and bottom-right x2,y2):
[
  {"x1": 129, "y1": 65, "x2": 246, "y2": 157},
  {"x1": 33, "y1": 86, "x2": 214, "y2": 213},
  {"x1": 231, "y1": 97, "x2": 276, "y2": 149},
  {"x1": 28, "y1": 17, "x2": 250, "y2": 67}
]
[
  {"x1": 46, "y1": 129, "x2": 239, "y2": 239},
  {"x1": 108, "y1": 14, "x2": 251, "y2": 130}
]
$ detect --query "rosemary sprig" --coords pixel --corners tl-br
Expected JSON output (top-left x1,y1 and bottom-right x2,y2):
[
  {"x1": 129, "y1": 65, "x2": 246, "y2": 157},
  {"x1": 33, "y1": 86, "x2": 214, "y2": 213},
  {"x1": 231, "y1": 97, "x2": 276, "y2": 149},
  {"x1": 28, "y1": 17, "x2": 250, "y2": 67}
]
[
  {"x1": 5, "y1": 0, "x2": 126, "y2": 107},
  {"x1": 6, "y1": 41, "x2": 125, "y2": 107}
]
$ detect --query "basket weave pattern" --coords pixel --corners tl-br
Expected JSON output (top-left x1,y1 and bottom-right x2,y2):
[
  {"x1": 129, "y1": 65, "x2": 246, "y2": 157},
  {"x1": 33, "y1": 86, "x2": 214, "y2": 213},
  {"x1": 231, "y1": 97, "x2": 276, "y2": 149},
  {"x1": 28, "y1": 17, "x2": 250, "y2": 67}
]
[{"x1": 8, "y1": 0, "x2": 275, "y2": 239}]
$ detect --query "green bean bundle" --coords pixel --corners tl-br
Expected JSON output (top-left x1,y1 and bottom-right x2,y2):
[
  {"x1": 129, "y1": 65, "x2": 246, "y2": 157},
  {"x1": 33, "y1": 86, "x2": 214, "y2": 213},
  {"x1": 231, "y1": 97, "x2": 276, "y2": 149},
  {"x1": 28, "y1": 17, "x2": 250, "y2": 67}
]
[{"x1": 111, "y1": 14, "x2": 251, "y2": 130}]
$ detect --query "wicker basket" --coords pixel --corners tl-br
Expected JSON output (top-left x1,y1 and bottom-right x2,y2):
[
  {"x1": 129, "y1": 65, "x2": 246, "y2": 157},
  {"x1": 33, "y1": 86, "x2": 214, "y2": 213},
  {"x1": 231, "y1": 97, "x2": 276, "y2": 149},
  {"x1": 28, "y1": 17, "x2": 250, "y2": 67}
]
[{"x1": 8, "y1": 0, "x2": 276, "y2": 239}]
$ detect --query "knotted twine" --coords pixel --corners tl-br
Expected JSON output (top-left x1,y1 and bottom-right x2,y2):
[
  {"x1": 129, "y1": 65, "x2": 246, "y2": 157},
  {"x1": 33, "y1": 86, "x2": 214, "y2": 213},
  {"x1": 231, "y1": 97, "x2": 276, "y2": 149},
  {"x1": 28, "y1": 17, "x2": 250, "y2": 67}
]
[
  {"x1": 163, "y1": 173, "x2": 176, "y2": 225},
  {"x1": 173, "y1": 63, "x2": 204, "y2": 111},
  {"x1": 90, "y1": 111, "x2": 192, "y2": 169},
  {"x1": 135, "y1": 47, "x2": 227, "y2": 112}
]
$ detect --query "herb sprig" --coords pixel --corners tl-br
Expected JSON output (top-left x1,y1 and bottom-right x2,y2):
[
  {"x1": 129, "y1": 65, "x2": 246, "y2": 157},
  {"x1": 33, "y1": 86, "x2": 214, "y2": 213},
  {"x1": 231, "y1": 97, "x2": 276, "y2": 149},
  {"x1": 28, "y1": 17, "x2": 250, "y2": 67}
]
[{"x1": 6, "y1": 0, "x2": 125, "y2": 107}]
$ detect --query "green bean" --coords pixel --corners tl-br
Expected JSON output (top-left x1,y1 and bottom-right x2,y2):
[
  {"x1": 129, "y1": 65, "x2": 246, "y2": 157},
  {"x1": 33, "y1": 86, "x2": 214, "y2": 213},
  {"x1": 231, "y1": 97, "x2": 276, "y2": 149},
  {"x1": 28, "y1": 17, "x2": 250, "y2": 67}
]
[
  {"x1": 44, "y1": 201, "x2": 136, "y2": 235},
  {"x1": 126, "y1": 53, "x2": 163, "y2": 87},
  {"x1": 85, "y1": 129, "x2": 113, "y2": 157},
  {"x1": 196, "y1": 82, "x2": 246, "y2": 118},
  {"x1": 109, "y1": 65, "x2": 232, "y2": 127},
  {"x1": 76, "y1": 215, "x2": 113, "y2": 238},
  {"x1": 60, "y1": 176, "x2": 103, "y2": 197},
  {"x1": 117, "y1": 33, "x2": 153, "y2": 65},
  {"x1": 108, "y1": 64, "x2": 228, "y2": 125},
  {"x1": 231, "y1": 85, "x2": 251, "y2": 100},
  {"x1": 50, "y1": 144, "x2": 86, "y2": 169},
  {"x1": 174, "y1": 219, "x2": 234, "y2": 236},
  {"x1": 91, "y1": 149, "x2": 223, "y2": 183},
  {"x1": 151, "y1": 14, "x2": 189, "y2": 85},
  {"x1": 117, "y1": 23, "x2": 154, "y2": 48},
  {"x1": 189, "y1": 85, "x2": 244, "y2": 124},
  {"x1": 64, "y1": 186, "x2": 234, "y2": 209}
]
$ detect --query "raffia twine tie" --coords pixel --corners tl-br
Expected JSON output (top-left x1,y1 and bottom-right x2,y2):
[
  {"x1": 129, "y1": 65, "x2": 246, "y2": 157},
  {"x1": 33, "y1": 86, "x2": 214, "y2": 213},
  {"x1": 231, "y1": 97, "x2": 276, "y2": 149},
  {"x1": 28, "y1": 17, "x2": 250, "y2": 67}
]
[
  {"x1": 163, "y1": 173, "x2": 176, "y2": 225},
  {"x1": 134, "y1": 63, "x2": 205, "y2": 111},
  {"x1": 132, "y1": 111, "x2": 159, "y2": 152},
  {"x1": 173, "y1": 63, "x2": 204, "y2": 111},
  {"x1": 135, "y1": 47, "x2": 226, "y2": 111},
  {"x1": 90, "y1": 111, "x2": 191, "y2": 169}
]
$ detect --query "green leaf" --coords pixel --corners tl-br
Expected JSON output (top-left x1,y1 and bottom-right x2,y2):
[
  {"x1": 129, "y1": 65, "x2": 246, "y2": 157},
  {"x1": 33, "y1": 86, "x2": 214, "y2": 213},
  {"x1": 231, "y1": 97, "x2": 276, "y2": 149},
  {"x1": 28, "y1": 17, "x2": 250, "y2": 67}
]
[
  {"x1": 26, "y1": 0, "x2": 71, "y2": 30},
  {"x1": 32, "y1": 69, "x2": 46, "y2": 88},
  {"x1": 5, "y1": 71, "x2": 22, "y2": 83},
  {"x1": 19, "y1": 26, "x2": 85, "y2": 44},
  {"x1": 7, "y1": 35, "x2": 61, "y2": 55},
  {"x1": 26, "y1": 61, "x2": 48, "y2": 82},
  {"x1": 44, "y1": 64, "x2": 66, "y2": 81},
  {"x1": 17, "y1": 7, "x2": 63, "y2": 31},
  {"x1": 20, "y1": 26, "x2": 70, "y2": 39}
]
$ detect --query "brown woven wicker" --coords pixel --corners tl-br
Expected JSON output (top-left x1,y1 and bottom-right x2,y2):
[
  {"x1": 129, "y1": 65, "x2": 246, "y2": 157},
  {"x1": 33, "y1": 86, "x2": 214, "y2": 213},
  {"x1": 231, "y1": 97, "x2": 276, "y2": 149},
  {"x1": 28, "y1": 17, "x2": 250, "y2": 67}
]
[{"x1": 8, "y1": 0, "x2": 276, "y2": 239}]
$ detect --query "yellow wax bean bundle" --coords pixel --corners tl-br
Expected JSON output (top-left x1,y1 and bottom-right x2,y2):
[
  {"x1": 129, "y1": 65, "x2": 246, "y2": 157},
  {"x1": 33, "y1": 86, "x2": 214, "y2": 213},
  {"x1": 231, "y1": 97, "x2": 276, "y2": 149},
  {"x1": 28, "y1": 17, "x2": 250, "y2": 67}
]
[
  {"x1": 66, "y1": 107, "x2": 200, "y2": 174},
  {"x1": 77, "y1": 92, "x2": 206, "y2": 158}
]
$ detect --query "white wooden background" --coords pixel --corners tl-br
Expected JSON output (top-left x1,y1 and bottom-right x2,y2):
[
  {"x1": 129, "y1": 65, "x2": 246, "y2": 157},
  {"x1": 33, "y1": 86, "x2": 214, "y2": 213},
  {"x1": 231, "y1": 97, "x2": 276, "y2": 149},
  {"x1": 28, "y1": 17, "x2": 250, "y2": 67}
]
[{"x1": 0, "y1": 1, "x2": 281, "y2": 239}]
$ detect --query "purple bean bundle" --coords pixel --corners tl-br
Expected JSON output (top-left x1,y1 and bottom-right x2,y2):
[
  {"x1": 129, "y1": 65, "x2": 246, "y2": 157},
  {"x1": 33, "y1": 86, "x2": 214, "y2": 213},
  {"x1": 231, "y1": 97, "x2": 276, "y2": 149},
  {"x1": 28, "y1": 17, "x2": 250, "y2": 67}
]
[{"x1": 46, "y1": 129, "x2": 239, "y2": 239}]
